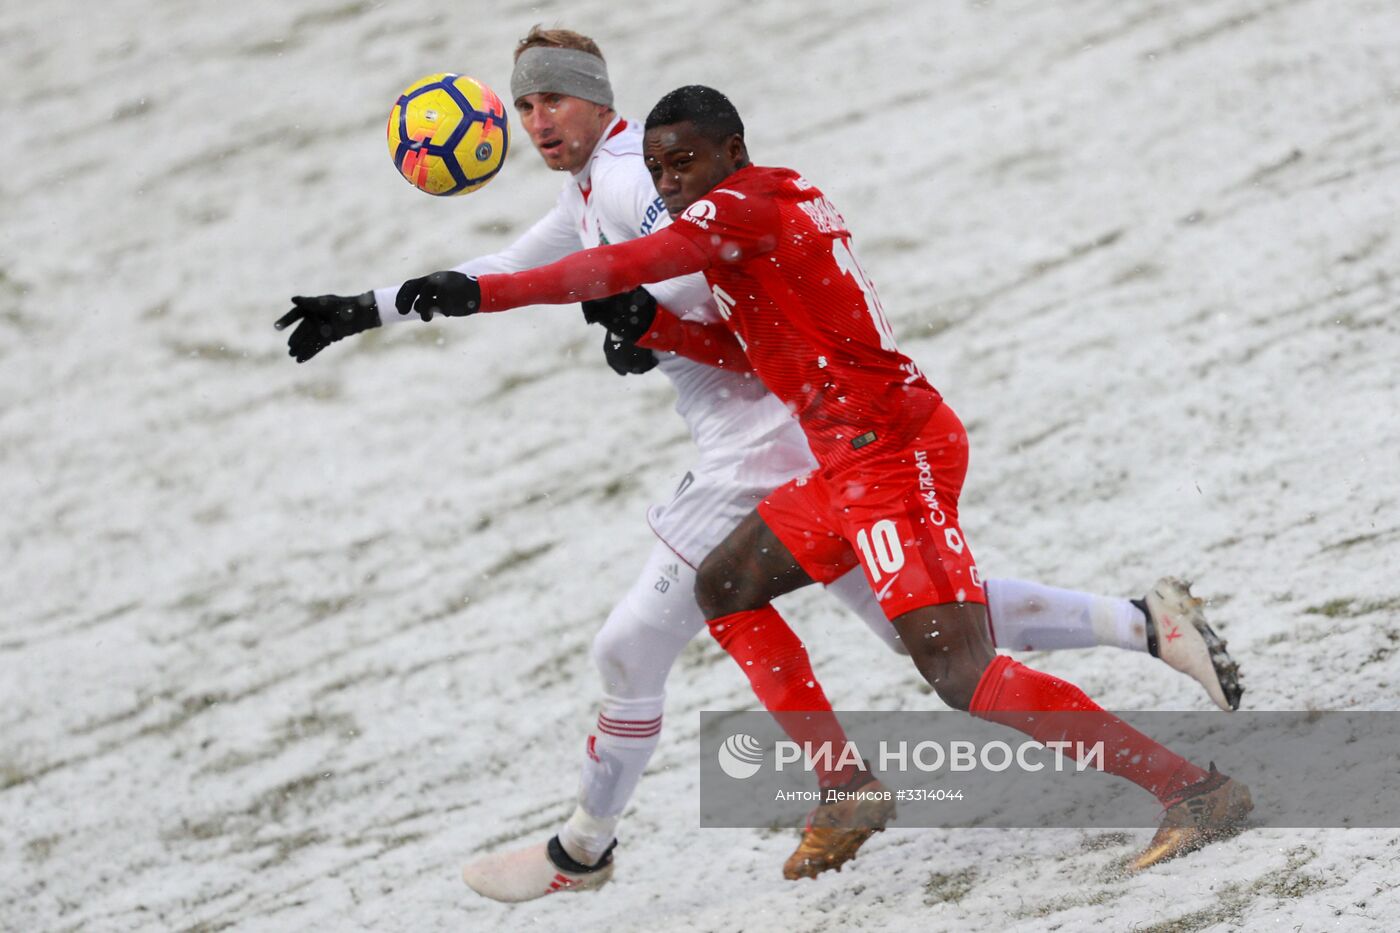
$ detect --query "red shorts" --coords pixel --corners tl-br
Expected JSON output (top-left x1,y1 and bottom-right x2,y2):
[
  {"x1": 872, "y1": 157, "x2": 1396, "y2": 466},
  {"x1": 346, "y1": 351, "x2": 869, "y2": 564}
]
[{"x1": 757, "y1": 403, "x2": 985, "y2": 620}]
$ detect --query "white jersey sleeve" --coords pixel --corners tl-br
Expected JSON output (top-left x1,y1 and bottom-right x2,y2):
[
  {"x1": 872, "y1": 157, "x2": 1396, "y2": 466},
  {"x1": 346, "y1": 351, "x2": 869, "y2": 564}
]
[{"x1": 371, "y1": 188, "x2": 579, "y2": 324}]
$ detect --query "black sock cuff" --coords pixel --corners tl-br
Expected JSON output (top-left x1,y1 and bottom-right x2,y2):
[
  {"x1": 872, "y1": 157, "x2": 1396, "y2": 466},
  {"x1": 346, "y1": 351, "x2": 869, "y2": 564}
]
[
  {"x1": 1133, "y1": 597, "x2": 1159, "y2": 657},
  {"x1": 547, "y1": 835, "x2": 617, "y2": 874}
]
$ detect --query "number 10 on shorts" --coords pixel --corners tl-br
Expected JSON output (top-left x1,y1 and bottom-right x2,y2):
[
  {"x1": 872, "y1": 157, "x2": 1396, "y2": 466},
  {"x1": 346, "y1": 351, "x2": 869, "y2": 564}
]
[{"x1": 855, "y1": 519, "x2": 904, "y2": 582}]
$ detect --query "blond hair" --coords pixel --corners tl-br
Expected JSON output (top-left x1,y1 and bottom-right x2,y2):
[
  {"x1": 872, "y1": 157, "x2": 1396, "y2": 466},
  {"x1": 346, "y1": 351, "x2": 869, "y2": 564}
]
[{"x1": 513, "y1": 25, "x2": 605, "y2": 62}]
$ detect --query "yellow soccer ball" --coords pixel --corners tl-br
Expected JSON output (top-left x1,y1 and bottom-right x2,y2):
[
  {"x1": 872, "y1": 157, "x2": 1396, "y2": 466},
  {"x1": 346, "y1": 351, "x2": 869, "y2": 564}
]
[{"x1": 387, "y1": 73, "x2": 508, "y2": 196}]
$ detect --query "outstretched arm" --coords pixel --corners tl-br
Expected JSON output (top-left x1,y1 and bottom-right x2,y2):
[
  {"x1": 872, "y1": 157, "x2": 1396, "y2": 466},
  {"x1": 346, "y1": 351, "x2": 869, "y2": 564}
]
[
  {"x1": 472, "y1": 232, "x2": 750, "y2": 372},
  {"x1": 372, "y1": 193, "x2": 580, "y2": 324},
  {"x1": 474, "y1": 228, "x2": 711, "y2": 313},
  {"x1": 279, "y1": 197, "x2": 584, "y2": 362},
  {"x1": 385, "y1": 229, "x2": 754, "y2": 373}
]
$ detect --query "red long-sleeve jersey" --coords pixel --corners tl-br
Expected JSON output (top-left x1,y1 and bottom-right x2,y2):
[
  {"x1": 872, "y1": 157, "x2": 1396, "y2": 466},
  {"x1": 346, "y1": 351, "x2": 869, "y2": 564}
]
[{"x1": 479, "y1": 165, "x2": 941, "y2": 474}]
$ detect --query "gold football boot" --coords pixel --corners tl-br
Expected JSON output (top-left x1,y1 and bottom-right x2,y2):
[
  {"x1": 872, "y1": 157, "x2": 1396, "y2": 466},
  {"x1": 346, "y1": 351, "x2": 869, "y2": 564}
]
[
  {"x1": 1129, "y1": 764, "x2": 1252, "y2": 872},
  {"x1": 783, "y1": 776, "x2": 896, "y2": 880}
]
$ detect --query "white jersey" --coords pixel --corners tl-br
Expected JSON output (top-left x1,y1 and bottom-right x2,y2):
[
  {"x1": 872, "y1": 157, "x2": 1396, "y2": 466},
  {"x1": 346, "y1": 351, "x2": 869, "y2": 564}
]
[{"x1": 374, "y1": 117, "x2": 815, "y2": 565}]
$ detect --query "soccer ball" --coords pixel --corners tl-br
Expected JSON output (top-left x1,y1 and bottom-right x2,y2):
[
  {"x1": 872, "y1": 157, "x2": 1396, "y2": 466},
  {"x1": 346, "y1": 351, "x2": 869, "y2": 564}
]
[{"x1": 387, "y1": 73, "x2": 509, "y2": 196}]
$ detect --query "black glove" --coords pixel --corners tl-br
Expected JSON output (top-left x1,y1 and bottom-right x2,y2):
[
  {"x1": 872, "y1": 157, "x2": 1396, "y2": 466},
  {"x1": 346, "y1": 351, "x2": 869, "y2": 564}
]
[
  {"x1": 275, "y1": 292, "x2": 380, "y2": 363},
  {"x1": 580, "y1": 286, "x2": 658, "y2": 342},
  {"x1": 602, "y1": 329, "x2": 658, "y2": 375},
  {"x1": 395, "y1": 270, "x2": 481, "y2": 321}
]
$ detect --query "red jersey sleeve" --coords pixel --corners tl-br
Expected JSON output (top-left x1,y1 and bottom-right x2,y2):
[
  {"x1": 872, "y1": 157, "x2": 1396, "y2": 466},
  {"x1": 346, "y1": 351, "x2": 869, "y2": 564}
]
[
  {"x1": 477, "y1": 229, "x2": 710, "y2": 312},
  {"x1": 665, "y1": 188, "x2": 781, "y2": 264}
]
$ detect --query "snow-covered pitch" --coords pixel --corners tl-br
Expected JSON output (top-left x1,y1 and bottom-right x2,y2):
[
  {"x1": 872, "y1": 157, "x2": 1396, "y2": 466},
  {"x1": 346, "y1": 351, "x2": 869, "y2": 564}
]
[{"x1": 4, "y1": 1, "x2": 1399, "y2": 930}]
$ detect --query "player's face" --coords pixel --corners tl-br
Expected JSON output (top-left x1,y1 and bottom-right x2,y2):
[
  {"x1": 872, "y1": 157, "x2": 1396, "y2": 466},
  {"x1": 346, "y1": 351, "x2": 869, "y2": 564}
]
[
  {"x1": 514, "y1": 92, "x2": 611, "y2": 174},
  {"x1": 643, "y1": 122, "x2": 745, "y2": 218}
]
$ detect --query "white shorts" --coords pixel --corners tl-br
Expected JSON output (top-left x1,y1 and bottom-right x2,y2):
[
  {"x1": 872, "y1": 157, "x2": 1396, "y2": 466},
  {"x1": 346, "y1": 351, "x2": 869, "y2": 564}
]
[{"x1": 646, "y1": 437, "x2": 817, "y2": 569}]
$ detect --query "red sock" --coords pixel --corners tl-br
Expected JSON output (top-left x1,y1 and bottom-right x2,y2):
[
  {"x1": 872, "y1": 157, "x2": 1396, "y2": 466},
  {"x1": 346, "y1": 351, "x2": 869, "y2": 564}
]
[
  {"x1": 969, "y1": 655, "x2": 1207, "y2": 804},
  {"x1": 709, "y1": 607, "x2": 862, "y2": 789}
]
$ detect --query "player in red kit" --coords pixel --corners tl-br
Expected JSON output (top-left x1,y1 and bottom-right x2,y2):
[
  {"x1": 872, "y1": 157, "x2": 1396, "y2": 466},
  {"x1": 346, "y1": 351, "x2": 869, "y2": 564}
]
[{"x1": 393, "y1": 85, "x2": 1252, "y2": 872}]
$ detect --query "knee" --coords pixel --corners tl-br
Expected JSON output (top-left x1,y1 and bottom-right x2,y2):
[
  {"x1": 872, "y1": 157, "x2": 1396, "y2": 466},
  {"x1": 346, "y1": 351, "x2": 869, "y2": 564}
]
[
  {"x1": 896, "y1": 605, "x2": 996, "y2": 711},
  {"x1": 931, "y1": 669, "x2": 979, "y2": 711},
  {"x1": 694, "y1": 552, "x2": 728, "y2": 619},
  {"x1": 695, "y1": 548, "x2": 762, "y2": 619},
  {"x1": 590, "y1": 618, "x2": 628, "y2": 692},
  {"x1": 591, "y1": 607, "x2": 651, "y2": 695},
  {"x1": 903, "y1": 640, "x2": 985, "y2": 712},
  {"x1": 911, "y1": 656, "x2": 977, "y2": 711}
]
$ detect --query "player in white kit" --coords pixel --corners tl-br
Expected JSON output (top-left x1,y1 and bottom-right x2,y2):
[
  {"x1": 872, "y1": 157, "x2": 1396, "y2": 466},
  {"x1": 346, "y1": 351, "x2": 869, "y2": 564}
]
[{"x1": 277, "y1": 27, "x2": 1242, "y2": 901}]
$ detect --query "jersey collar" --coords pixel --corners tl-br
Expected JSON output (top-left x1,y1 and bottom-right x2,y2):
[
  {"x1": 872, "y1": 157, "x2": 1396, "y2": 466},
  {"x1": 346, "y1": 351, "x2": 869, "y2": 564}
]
[{"x1": 573, "y1": 114, "x2": 630, "y2": 199}]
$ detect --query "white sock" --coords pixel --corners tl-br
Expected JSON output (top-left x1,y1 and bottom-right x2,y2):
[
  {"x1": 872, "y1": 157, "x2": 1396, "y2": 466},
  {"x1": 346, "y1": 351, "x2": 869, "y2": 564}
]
[
  {"x1": 826, "y1": 570, "x2": 1149, "y2": 655},
  {"x1": 558, "y1": 542, "x2": 705, "y2": 866},
  {"x1": 984, "y1": 577, "x2": 1149, "y2": 653},
  {"x1": 560, "y1": 693, "x2": 665, "y2": 865}
]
